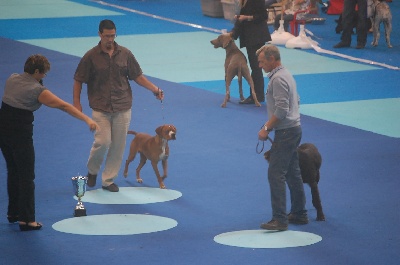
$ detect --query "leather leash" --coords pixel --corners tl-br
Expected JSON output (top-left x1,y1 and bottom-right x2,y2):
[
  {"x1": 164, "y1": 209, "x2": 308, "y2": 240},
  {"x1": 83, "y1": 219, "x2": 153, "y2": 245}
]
[
  {"x1": 155, "y1": 87, "x2": 165, "y2": 121},
  {"x1": 256, "y1": 124, "x2": 274, "y2": 154}
]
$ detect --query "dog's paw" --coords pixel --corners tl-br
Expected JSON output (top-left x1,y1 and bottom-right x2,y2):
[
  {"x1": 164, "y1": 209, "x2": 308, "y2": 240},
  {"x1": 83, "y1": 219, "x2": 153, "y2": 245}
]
[
  {"x1": 159, "y1": 184, "x2": 166, "y2": 189},
  {"x1": 136, "y1": 178, "x2": 143, "y2": 184}
]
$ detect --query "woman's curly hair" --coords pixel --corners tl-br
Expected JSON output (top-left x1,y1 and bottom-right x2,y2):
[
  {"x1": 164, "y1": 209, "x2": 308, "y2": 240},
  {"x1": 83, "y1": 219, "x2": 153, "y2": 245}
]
[{"x1": 24, "y1": 54, "x2": 50, "y2": 75}]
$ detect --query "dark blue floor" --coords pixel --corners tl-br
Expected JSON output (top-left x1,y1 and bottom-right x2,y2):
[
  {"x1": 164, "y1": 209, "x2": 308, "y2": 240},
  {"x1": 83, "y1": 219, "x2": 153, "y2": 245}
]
[{"x1": 1, "y1": 1, "x2": 400, "y2": 264}]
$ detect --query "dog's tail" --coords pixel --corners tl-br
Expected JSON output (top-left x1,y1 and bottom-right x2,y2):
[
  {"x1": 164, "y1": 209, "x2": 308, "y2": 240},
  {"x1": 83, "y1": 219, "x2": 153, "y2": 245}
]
[{"x1": 127, "y1": 130, "x2": 138, "y2": 136}]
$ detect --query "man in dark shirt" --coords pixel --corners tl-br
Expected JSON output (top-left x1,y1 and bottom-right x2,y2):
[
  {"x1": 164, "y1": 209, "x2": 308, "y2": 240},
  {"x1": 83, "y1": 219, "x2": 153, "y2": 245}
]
[{"x1": 73, "y1": 19, "x2": 163, "y2": 192}]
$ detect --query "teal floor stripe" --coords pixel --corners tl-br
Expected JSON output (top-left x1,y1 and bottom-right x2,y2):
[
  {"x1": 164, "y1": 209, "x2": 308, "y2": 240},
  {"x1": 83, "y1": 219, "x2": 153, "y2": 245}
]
[
  {"x1": 19, "y1": 32, "x2": 379, "y2": 84},
  {"x1": 301, "y1": 98, "x2": 400, "y2": 138}
]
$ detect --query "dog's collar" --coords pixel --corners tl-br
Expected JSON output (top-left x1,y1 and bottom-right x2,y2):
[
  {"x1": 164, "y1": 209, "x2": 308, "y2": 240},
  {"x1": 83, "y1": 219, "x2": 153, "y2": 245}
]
[{"x1": 223, "y1": 39, "x2": 234, "y2": 49}]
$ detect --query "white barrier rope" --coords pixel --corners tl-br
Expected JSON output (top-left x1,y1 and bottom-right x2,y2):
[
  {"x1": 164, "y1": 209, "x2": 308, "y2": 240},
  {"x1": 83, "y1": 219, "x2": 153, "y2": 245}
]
[{"x1": 304, "y1": 29, "x2": 399, "y2": 70}]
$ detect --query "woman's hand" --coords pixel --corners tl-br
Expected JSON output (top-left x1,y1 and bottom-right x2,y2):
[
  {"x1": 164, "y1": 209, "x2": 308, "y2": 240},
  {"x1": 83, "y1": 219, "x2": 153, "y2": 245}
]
[
  {"x1": 87, "y1": 119, "x2": 100, "y2": 132},
  {"x1": 234, "y1": 15, "x2": 252, "y2": 22}
]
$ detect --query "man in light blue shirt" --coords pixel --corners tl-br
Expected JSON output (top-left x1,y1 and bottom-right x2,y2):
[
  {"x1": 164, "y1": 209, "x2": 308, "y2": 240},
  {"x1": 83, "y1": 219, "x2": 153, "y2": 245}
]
[{"x1": 257, "y1": 44, "x2": 307, "y2": 231}]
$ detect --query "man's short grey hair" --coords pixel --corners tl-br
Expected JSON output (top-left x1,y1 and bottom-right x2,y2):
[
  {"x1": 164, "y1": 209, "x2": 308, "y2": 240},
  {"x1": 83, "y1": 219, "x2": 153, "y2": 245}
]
[{"x1": 256, "y1": 44, "x2": 281, "y2": 61}]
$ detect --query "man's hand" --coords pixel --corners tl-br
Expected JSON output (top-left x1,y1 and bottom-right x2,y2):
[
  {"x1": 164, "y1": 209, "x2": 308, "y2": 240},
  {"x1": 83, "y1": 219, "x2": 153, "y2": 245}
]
[
  {"x1": 258, "y1": 128, "x2": 269, "y2": 141},
  {"x1": 154, "y1": 88, "x2": 164, "y2": 101}
]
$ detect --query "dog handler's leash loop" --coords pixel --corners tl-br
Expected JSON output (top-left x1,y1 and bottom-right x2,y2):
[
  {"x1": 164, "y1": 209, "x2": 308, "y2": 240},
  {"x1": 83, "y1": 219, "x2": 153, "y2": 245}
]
[
  {"x1": 256, "y1": 140, "x2": 265, "y2": 154},
  {"x1": 256, "y1": 136, "x2": 273, "y2": 154},
  {"x1": 256, "y1": 124, "x2": 274, "y2": 154}
]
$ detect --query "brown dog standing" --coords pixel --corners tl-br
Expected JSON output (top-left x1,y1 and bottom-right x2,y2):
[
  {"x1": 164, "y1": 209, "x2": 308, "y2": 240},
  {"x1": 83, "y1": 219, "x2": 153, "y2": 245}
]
[
  {"x1": 264, "y1": 143, "x2": 325, "y2": 221},
  {"x1": 210, "y1": 33, "x2": 261, "y2": 108},
  {"x1": 123, "y1": 125, "x2": 176, "y2": 189}
]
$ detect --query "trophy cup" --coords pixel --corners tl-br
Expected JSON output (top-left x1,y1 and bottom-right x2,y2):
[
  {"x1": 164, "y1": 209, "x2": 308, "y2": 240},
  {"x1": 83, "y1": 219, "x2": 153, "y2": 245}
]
[{"x1": 72, "y1": 175, "x2": 88, "y2": 217}]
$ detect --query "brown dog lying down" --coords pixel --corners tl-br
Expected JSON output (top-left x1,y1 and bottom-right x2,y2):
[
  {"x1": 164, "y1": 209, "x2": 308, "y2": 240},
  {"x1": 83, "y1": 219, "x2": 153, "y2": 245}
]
[
  {"x1": 123, "y1": 125, "x2": 177, "y2": 189},
  {"x1": 210, "y1": 33, "x2": 261, "y2": 108},
  {"x1": 264, "y1": 143, "x2": 325, "y2": 221}
]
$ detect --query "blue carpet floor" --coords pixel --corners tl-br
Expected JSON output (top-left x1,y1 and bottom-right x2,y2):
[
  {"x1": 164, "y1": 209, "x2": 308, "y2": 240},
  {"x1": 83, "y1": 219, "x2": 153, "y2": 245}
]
[{"x1": 0, "y1": 0, "x2": 399, "y2": 264}]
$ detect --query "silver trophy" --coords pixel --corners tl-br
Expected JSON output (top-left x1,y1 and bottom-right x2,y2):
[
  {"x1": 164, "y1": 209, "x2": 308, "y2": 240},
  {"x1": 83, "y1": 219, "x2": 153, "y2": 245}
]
[{"x1": 72, "y1": 175, "x2": 88, "y2": 217}]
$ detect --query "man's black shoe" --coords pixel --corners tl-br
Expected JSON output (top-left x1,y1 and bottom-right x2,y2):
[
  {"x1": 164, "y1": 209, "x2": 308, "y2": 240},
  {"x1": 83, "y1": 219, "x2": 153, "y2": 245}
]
[
  {"x1": 239, "y1": 96, "x2": 255, "y2": 104},
  {"x1": 333, "y1": 42, "x2": 350, "y2": 48},
  {"x1": 260, "y1": 220, "x2": 288, "y2": 231},
  {"x1": 87, "y1": 173, "x2": 97, "y2": 187}
]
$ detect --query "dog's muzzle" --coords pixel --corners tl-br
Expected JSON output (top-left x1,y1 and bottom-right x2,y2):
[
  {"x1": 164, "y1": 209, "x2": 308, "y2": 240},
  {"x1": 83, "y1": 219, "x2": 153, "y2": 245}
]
[{"x1": 169, "y1": 131, "x2": 176, "y2": 140}]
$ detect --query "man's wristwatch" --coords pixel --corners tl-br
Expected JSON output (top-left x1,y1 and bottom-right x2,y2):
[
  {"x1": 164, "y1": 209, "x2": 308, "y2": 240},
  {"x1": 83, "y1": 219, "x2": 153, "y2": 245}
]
[{"x1": 264, "y1": 124, "x2": 272, "y2": 132}]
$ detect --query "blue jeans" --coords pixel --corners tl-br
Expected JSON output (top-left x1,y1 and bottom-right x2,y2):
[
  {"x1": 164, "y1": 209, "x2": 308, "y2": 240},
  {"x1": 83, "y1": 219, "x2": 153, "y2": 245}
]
[{"x1": 268, "y1": 126, "x2": 306, "y2": 224}]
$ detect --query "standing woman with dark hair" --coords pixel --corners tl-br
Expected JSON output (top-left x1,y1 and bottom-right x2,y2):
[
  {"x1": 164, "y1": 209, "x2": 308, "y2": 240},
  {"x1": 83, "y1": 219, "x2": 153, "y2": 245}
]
[
  {"x1": 230, "y1": 0, "x2": 271, "y2": 104},
  {"x1": 0, "y1": 54, "x2": 99, "y2": 231}
]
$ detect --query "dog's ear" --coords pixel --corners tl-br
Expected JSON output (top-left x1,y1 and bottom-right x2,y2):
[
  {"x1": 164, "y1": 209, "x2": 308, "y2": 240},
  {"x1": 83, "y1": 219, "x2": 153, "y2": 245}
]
[{"x1": 155, "y1": 125, "x2": 164, "y2": 136}]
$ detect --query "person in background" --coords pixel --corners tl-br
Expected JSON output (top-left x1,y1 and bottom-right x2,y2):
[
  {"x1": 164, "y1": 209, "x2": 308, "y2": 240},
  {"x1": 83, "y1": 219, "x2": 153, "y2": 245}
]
[
  {"x1": 73, "y1": 19, "x2": 164, "y2": 193},
  {"x1": 230, "y1": 0, "x2": 271, "y2": 104},
  {"x1": 273, "y1": 0, "x2": 310, "y2": 32},
  {"x1": 0, "y1": 54, "x2": 99, "y2": 231},
  {"x1": 333, "y1": 0, "x2": 368, "y2": 49},
  {"x1": 256, "y1": 44, "x2": 308, "y2": 231}
]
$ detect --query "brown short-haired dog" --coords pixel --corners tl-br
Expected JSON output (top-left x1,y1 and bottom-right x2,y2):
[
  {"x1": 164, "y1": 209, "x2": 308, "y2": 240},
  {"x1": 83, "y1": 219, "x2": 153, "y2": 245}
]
[
  {"x1": 264, "y1": 143, "x2": 325, "y2": 221},
  {"x1": 210, "y1": 33, "x2": 261, "y2": 108},
  {"x1": 123, "y1": 125, "x2": 177, "y2": 189}
]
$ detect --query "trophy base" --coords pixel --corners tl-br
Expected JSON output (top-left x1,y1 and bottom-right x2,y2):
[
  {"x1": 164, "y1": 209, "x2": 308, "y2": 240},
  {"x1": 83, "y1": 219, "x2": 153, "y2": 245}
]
[{"x1": 74, "y1": 209, "x2": 87, "y2": 217}]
